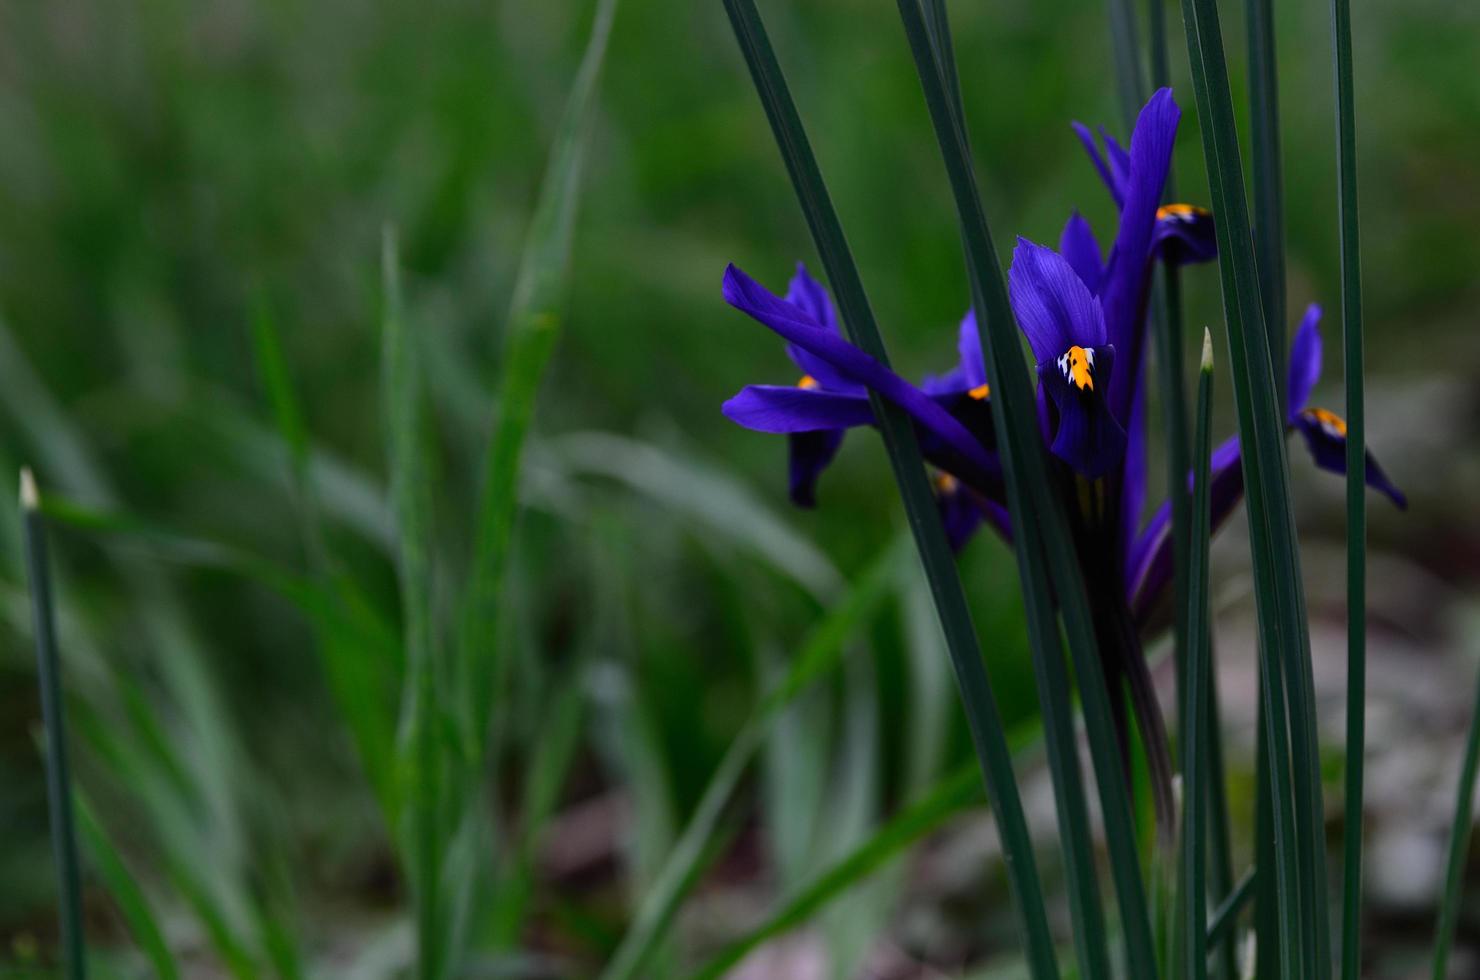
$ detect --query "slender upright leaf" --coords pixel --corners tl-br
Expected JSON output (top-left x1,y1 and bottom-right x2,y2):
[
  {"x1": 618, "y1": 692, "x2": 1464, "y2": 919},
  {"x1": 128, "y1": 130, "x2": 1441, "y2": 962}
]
[
  {"x1": 1328, "y1": 0, "x2": 1370, "y2": 971},
  {"x1": 21, "y1": 469, "x2": 87, "y2": 980},
  {"x1": 381, "y1": 228, "x2": 443, "y2": 980},
  {"x1": 1245, "y1": 0, "x2": 1287, "y2": 407},
  {"x1": 459, "y1": 0, "x2": 621, "y2": 762},
  {"x1": 718, "y1": 2, "x2": 1061, "y2": 975},
  {"x1": 1182, "y1": 331, "x2": 1215, "y2": 980}
]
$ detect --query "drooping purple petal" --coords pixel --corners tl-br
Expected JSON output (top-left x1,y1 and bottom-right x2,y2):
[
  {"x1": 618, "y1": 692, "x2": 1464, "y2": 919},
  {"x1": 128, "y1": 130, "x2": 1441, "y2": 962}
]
[
  {"x1": 1287, "y1": 303, "x2": 1324, "y2": 416},
  {"x1": 1292, "y1": 408, "x2": 1408, "y2": 509},
  {"x1": 1152, "y1": 204, "x2": 1218, "y2": 266},
  {"x1": 1060, "y1": 212, "x2": 1105, "y2": 296},
  {"x1": 1039, "y1": 345, "x2": 1126, "y2": 478},
  {"x1": 1100, "y1": 88, "x2": 1180, "y2": 423},
  {"x1": 723, "y1": 264, "x2": 1001, "y2": 485},
  {"x1": 1009, "y1": 237, "x2": 1105, "y2": 363},
  {"x1": 789, "y1": 429, "x2": 844, "y2": 508},
  {"x1": 935, "y1": 475, "x2": 1013, "y2": 552},
  {"x1": 723, "y1": 384, "x2": 875, "y2": 433}
]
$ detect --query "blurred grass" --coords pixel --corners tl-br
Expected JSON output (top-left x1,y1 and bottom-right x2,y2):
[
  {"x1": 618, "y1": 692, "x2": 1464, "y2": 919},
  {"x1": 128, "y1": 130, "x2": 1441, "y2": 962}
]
[{"x1": 0, "y1": 0, "x2": 1477, "y2": 975}]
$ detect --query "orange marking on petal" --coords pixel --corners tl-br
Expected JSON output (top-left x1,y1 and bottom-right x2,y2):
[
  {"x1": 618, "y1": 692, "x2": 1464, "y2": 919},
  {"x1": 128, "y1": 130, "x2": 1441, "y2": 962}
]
[
  {"x1": 1303, "y1": 406, "x2": 1348, "y2": 437},
  {"x1": 968, "y1": 383, "x2": 991, "y2": 400},
  {"x1": 1058, "y1": 345, "x2": 1095, "y2": 391},
  {"x1": 935, "y1": 473, "x2": 959, "y2": 493},
  {"x1": 798, "y1": 375, "x2": 819, "y2": 389},
  {"x1": 1156, "y1": 203, "x2": 1211, "y2": 221}
]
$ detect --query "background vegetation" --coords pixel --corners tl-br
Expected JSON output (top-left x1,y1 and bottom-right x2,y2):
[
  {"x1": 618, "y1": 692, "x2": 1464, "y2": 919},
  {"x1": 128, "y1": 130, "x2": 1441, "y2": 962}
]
[{"x1": 2, "y1": 0, "x2": 1478, "y2": 975}]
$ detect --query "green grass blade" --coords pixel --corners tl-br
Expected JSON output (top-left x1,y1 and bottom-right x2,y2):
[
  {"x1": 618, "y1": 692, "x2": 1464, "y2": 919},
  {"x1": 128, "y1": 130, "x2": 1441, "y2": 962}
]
[
  {"x1": 75, "y1": 796, "x2": 180, "y2": 980},
  {"x1": 543, "y1": 432, "x2": 843, "y2": 600},
  {"x1": 381, "y1": 227, "x2": 443, "y2": 980},
  {"x1": 893, "y1": 4, "x2": 1158, "y2": 976},
  {"x1": 1176, "y1": 0, "x2": 1330, "y2": 973},
  {"x1": 718, "y1": 3, "x2": 1061, "y2": 976},
  {"x1": 1208, "y1": 867, "x2": 1257, "y2": 950},
  {"x1": 686, "y1": 761, "x2": 983, "y2": 980},
  {"x1": 1106, "y1": 0, "x2": 1148, "y2": 129},
  {"x1": 1182, "y1": 332, "x2": 1215, "y2": 980},
  {"x1": 459, "y1": 0, "x2": 620, "y2": 762},
  {"x1": 600, "y1": 540, "x2": 903, "y2": 980},
  {"x1": 249, "y1": 296, "x2": 309, "y2": 481},
  {"x1": 1244, "y1": 0, "x2": 1287, "y2": 409},
  {"x1": 1328, "y1": 0, "x2": 1368, "y2": 972},
  {"x1": 1203, "y1": 639, "x2": 1240, "y2": 980},
  {"x1": 20, "y1": 470, "x2": 87, "y2": 980},
  {"x1": 1432, "y1": 661, "x2": 1480, "y2": 980}
]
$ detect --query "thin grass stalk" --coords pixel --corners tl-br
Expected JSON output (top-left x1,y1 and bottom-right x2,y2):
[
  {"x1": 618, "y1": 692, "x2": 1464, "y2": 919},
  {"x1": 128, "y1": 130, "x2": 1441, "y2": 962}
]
[
  {"x1": 1208, "y1": 867, "x2": 1257, "y2": 950},
  {"x1": 717, "y1": 3, "x2": 1060, "y2": 975},
  {"x1": 1106, "y1": 0, "x2": 1147, "y2": 130},
  {"x1": 460, "y1": 0, "x2": 619, "y2": 766},
  {"x1": 1181, "y1": 331, "x2": 1215, "y2": 980},
  {"x1": 1252, "y1": 691, "x2": 1281, "y2": 980},
  {"x1": 381, "y1": 229, "x2": 443, "y2": 980},
  {"x1": 21, "y1": 469, "x2": 87, "y2": 980},
  {"x1": 893, "y1": 3, "x2": 1158, "y2": 975},
  {"x1": 1203, "y1": 638, "x2": 1240, "y2": 980},
  {"x1": 1176, "y1": 0, "x2": 1329, "y2": 975},
  {"x1": 1327, "y1": 0, "x2": 1368, "y2": 971},
  {"x1": 1244, "y1": 0, "x2": 1286, "y2": 411},
  {"x1": 1431, "y1": 662, "x2": 1480, "y2": 980},
  {"x1": 917, "y1": 9, "x2": 1113, "y2": 979}
]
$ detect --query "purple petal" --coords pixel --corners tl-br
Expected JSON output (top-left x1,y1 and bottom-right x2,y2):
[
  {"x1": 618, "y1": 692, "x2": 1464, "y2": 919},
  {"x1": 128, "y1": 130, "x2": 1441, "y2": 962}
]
[
  {"x1": 1128, "y1": 434, "x2": 1245, "y2": 621},
  {"x1": 723, "y1": 264, "x2": 1000, "y2": 483},
  {"x1": 1120, "y1": 367, "x2": 1148, "y2": 571},
  {"x1": 1073, "y1": 121, "x2": 1124, "y2": 208},
  {"x1": 1100, "y1": 88, "x2": 1180, "y2": 422},
  {"x1": 789, "y1": 429, "x2": 844, "y2": 508},
  {"x1": 957, "y1": 309, "x2": 988, "y2": 389},
  {"x1": 1009, "y1": 237, "x2": 1105, "y2": 363},
  {"x1": 1152, "y1": 204, "x2": 1218, "y2": 266},
  {"x1": 1292, "y1": 408, "x2": 1408, "y2": 509},
  {"x1": 921, "y1": 309, "x2": 986, "y2": 397},
  {"x1": 1287, "y1": 303, "x2": 1323, "y2": 415},
  {"x1": 786, "y1": 262, "x2": 839, "y2": 333},
  {"x1": 1101, "y1": 129, "x2": 1132, "y2": 189},
  {"x1": 723, "y1": 384, "x2": 875, "y2": 433},
  {"x1": 1060, "y1": 212, "x2": 1105, "y2": 296},
  {"x1": 782, "y1": 263, "x2": 861, "y2": 393}
]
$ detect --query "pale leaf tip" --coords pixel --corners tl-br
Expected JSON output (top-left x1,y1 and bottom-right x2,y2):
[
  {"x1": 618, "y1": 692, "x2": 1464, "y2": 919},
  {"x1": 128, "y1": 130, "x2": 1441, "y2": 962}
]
[
  {"x1": 19, "y1": 467, "x2": 38, "y2": 510},
  {"x1": 1201, "y1": 327, "x2": 1214, "y2": 372}
]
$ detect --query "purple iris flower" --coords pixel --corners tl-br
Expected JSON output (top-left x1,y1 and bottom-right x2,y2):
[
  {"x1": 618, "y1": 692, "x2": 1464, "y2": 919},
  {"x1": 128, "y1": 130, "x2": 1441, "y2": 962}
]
[{"x1": 719, "y1": 87, "x2": 1404, "y2": 824}]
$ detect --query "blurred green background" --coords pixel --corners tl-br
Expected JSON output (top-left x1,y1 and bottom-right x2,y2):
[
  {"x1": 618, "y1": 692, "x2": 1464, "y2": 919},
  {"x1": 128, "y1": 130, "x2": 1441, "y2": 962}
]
[{"x1": 2, "y1": 0, "x2": 1477, "y2": 975}]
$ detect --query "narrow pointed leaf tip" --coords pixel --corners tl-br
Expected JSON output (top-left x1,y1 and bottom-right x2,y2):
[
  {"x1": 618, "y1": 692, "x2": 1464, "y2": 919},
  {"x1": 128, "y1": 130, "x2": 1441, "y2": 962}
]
[
  {"x1": 20, "y1": 466, "x2": 38, "y2": 509},
  {"x1": 1202, "y1": 327, "x2": 1214, "y2": 371}
]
